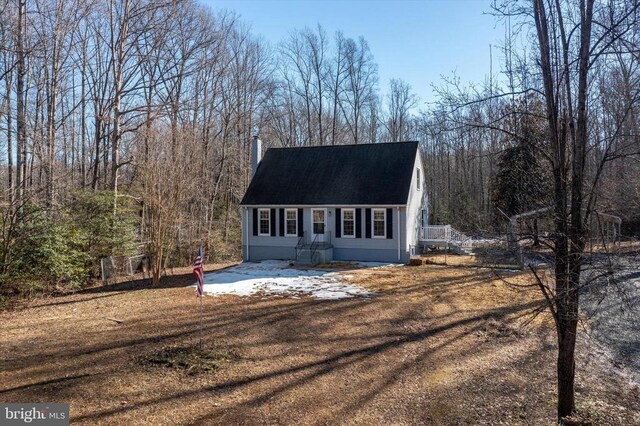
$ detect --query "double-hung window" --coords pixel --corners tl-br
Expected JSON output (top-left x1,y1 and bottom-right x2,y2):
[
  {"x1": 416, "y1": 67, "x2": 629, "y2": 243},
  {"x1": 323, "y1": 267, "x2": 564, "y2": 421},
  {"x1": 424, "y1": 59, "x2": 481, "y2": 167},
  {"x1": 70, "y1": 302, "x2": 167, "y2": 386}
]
[
  {"x1": 285, "y1": 209, "x2": 297, "y2": 237},
  {"x1": 258, "y1": 208, "x2": 270, "y2": 236},
  {"x1": 372, "y1": 208, "x2": 386, "y2": 238},
  {"x1": 342, "y1": 208, "x2": 355, "y2": 238}
]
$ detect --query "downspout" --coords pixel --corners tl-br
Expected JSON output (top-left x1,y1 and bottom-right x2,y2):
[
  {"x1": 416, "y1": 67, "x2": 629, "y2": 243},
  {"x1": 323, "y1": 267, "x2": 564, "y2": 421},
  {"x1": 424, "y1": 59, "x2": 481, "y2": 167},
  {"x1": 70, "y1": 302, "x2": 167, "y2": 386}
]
[
  {"x1": 397, "y1": 206, "x2": 401, "y2": 261},
  {"x1": 245, "y1": 207, "x2": 250, "y2": 261}
]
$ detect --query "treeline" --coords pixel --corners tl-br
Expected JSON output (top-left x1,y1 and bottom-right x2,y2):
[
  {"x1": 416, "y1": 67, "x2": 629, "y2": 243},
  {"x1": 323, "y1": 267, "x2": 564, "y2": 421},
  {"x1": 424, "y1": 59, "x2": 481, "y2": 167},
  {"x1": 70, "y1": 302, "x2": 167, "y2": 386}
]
[
  {"x1": 0, "y1": 0, "x2": 412, "y2": 291},
  {"x1": 413, "y1": 0, "x2": 640, "y2": 235},
  {"x1": 1, "y1": 0, "x2": 639, "y2": 294}
]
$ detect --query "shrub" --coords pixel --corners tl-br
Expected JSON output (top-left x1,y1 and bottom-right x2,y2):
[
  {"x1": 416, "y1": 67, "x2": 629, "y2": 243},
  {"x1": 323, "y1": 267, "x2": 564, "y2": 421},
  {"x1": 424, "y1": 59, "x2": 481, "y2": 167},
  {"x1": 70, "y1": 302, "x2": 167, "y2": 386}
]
[
  {"x1": 8, "y1": 206, "x2": 90, "y2": 292},
  {"x1": 0, "y1": 191, "x2": 139, "y2": 298},
  {"x1": 68, "y1": 191, "x2": 139, "y2": 273}
]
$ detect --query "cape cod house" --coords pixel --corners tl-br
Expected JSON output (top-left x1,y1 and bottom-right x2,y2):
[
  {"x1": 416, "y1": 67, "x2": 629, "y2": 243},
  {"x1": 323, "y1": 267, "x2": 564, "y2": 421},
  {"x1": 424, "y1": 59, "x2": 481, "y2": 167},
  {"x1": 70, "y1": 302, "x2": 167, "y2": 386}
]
[{"x1": 239, "y1": 138, "x2": 429, "y2": 264}]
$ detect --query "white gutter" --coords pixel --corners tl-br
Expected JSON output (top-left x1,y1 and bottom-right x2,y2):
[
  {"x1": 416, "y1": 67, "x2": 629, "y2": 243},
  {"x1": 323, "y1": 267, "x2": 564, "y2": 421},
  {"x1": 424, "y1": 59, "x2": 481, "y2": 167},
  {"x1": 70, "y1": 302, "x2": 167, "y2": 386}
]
[{"x1": 240, "y1": 204, "x2": 406, "y2": 208}]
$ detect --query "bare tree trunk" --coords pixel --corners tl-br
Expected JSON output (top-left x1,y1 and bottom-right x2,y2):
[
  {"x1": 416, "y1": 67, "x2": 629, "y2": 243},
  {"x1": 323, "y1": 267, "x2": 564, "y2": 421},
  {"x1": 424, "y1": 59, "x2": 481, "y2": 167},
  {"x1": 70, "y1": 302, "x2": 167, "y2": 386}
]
[
  {"x1": 532, "y1": 0, "x2": 595, "y2": 420},
  {"x1": 16, "y1": 0, "x2": 26, "y2": 204},
  {"x1": 46, "y1": 55, "x2": 58, "y2": 207},
  {"x1": 92, "y1": 105, "x2": 102, "y2": 191},
  {"x1": 5, "y1": 68, "x2": 13, "y2": 206},
  {"x1": 81, "y1": 44, "x2": 87, "y2": 188}
]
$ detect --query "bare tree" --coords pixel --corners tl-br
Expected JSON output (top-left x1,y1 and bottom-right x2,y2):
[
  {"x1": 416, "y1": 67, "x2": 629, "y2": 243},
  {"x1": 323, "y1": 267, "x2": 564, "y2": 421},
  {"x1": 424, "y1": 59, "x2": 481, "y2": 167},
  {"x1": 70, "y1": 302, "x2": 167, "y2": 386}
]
[
  {"x1": 528, "y1": 0, "x2": 640, "y2": 420},
  {"x1": 384, "y1": 78, "x2": 418, "y2": 142},
  {"x1": 138, "y1": 126, "x2": 195, "y2": 285},
  {"x1": 0, "y1": 3, "x2": 16, "y2": 205},
  {"x1": 303, "y1": 25, "x2": 329, "y2": 145},
  {"x1": 280, "y1": 29, "x2": 315, "y2": 145},
  {"x1": 341, "y1": 36, "x2": 378, "y2": 144},
  {"x1": 327, "y1": 31, "x2": 349, "y2": 145}
]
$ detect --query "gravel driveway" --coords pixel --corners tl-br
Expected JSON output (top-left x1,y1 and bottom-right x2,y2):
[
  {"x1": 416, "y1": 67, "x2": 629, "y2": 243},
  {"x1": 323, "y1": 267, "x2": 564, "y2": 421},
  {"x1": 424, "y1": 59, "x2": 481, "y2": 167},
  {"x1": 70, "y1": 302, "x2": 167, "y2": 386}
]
[{"x1": 582, "y1": 251, "x2": 640, "y2": 375}]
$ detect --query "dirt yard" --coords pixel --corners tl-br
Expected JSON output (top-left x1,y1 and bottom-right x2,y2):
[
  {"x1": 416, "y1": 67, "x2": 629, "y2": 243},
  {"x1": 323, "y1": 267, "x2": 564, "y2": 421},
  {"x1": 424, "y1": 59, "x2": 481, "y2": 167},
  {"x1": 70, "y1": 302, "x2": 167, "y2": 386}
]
[{"x1": 2, "y1": 262, "x2": 639, "y2": 425}]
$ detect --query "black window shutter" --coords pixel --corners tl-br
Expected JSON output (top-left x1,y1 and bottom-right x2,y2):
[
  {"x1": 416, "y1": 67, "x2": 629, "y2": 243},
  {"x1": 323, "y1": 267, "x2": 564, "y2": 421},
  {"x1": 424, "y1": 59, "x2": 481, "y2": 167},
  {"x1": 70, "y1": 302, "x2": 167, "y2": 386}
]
[
  {"x1": 386, "y1": 208, "x2": 393, "y2": 239},
  {"x1": 252, "y1": 208, "x2": 258, "y2": 236},
  {"x1": 270, "y1": 208, "x2": 276, "y2": 236},
  {"x1": 279, "y1": 208, "x2": 285, "y2": 237},
  {"x1": 297, "y1": 208, "x2": 304, "y2": 237},
  {"x1": 365, "y1": 208, "x2": 371, "y2": 239},
  {"x1": 356, "y1": 208, "x2": 362, "y2": 238},
  {"x1": 335, "y1": 208, "x2": 341, "y2": 238}
]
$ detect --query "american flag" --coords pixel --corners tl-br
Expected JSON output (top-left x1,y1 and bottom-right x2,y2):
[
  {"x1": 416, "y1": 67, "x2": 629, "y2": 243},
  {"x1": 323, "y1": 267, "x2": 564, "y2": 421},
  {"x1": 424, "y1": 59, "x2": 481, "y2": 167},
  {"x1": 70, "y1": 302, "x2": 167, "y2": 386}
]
[{"x1": 193, "y1": 245, "x2": 204, "y2": 297}]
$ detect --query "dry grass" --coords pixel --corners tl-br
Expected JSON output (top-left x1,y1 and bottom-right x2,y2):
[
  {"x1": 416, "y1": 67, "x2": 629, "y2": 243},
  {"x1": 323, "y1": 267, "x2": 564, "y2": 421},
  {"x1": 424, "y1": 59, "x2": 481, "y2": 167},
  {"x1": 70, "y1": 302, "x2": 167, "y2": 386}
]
[
  {"x1": 419, "y1": 248, "x2": 520, "y2": 269},
  {"x1": 142, "y1": 345, "x2": 235, "y2": 375},
  {"x1": 1, "y1": 262, "x2": 638, "y2": 425}
]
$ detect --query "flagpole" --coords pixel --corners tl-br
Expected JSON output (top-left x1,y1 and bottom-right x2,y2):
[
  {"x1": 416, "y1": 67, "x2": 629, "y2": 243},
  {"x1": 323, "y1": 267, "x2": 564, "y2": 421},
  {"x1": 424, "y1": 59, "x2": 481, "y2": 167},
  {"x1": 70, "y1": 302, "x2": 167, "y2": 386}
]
[
  {"x1": 199, "y1": 293, "x2": 203, "y2": 350},
  {"x1": 200, "y1": 243, "x2": 204, "y2": 350},
  {"x1": 194, "y1": 243, "x2": 205, "y2": 351}
]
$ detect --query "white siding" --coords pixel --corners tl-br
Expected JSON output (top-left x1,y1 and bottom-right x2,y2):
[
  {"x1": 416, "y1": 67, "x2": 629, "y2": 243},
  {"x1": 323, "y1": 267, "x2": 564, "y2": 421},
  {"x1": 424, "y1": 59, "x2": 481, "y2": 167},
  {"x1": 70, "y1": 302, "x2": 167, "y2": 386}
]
[{"x1": 405, "y1": 150, "x2": 428, "y2": 251}]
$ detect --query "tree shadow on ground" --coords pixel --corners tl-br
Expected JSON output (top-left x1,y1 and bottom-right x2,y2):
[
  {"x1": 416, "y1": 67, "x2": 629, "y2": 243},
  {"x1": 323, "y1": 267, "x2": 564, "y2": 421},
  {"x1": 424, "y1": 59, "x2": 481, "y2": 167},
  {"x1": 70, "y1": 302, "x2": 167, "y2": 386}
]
[{"x1": 8, "y1": 263, "x2": 630, "y2": 425}]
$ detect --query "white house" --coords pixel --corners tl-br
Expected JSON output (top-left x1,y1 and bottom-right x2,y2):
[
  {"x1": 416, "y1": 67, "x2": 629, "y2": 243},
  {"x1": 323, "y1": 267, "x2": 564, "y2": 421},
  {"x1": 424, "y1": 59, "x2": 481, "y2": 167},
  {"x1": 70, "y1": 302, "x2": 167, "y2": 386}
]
[{"x1": 239, "y1": 138, "x2": 429, "y2": 264}]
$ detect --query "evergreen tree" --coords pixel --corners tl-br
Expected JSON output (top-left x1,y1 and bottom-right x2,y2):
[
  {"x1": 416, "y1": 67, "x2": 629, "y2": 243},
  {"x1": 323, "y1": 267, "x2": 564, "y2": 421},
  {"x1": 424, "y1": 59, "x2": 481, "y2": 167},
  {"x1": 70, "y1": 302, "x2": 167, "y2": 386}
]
[{"x1": 491, "y1": 104, "x2": 551, "y2": 242}]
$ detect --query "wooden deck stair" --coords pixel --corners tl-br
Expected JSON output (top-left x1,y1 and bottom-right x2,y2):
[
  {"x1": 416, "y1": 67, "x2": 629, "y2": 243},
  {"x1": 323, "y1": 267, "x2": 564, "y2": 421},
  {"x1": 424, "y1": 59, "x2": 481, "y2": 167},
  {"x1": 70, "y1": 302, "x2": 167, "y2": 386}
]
[{"x1": 296, "y1": 243, "x2": 333, "y2": 265}]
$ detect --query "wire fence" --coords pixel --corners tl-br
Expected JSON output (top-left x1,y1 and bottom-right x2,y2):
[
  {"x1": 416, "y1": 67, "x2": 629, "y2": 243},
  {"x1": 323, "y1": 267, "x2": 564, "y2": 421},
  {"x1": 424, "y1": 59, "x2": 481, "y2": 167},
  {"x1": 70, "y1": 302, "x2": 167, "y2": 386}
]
[{"x1": 100, "y1": 254, "x2": 148, "y2": 285}]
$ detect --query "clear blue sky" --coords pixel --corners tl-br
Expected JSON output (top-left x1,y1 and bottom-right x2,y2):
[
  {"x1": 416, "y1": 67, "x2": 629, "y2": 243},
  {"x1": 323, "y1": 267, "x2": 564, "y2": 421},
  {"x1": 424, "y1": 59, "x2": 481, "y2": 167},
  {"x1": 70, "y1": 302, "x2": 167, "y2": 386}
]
[{"x1": 201, "y1": 0, "x2": 504, "y2": 109}]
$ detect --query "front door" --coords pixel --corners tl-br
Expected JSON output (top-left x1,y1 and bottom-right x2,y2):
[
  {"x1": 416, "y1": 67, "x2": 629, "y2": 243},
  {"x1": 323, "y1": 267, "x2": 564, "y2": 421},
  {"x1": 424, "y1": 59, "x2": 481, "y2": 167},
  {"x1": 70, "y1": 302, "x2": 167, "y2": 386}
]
[{"x1": 311, "y1": 209, "x2": 326, "y2": 242}]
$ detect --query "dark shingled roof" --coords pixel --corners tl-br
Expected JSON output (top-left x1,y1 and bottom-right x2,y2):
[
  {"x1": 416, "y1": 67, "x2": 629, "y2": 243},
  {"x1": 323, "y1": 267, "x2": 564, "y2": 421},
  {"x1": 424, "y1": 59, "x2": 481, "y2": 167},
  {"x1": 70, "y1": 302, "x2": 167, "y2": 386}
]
[{"x1": 240, "y1": 141, "x2": 418, "y2": 206}]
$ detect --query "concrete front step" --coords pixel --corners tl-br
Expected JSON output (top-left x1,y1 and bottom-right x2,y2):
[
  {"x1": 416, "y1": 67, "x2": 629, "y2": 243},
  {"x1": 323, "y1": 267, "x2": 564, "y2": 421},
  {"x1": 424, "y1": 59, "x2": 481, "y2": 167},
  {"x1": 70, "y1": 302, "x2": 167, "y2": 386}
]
[{"x1": 298, "y1": 243, "x2": 333, "y2": 250}]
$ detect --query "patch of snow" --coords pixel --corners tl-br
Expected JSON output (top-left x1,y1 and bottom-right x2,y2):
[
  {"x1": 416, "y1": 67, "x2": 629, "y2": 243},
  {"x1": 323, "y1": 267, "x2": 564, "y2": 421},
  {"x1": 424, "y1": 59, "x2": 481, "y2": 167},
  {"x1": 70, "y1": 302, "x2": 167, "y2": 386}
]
[
  {"x1": 491, "y1": 268, "x2": 523, "y2": 273},
  {"x1": 523, "y1": 252, "x2": 553, "y2": 268},
  {"x1": 196, "y1": 260, "x2": 375, "y2": 300},
  {"x1": 470, "y1": 237, "x2": 505, "y2": 245}
]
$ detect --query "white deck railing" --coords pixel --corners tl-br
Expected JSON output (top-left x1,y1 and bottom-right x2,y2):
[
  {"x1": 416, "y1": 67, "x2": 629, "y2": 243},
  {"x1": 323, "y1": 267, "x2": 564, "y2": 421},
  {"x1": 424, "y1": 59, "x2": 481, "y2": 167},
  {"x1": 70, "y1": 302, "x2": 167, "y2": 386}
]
[
  {"x1": 420, "y1": 225, "x2": 451, "y2": 241},
  {"x1": 420, "y1": 225, "x2": 472, "y2": 248}
]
